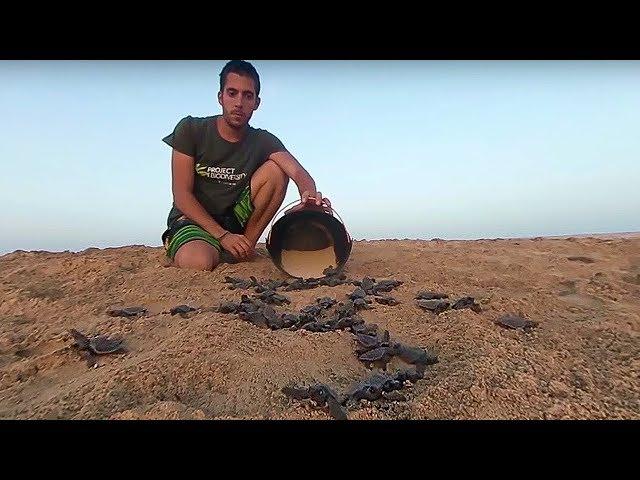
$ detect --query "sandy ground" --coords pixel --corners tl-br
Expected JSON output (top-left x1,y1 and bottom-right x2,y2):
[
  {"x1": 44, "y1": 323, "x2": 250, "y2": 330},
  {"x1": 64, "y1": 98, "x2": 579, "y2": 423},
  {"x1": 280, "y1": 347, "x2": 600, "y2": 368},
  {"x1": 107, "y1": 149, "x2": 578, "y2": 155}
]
[{"x1": 0, "y1": 236, "x2": 638, "y2": 420}]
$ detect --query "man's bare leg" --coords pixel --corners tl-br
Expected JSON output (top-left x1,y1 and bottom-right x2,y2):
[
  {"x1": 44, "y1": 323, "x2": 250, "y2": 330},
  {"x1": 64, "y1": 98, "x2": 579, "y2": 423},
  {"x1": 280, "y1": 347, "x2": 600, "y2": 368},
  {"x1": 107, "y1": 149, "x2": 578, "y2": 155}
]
[
  {"x1": 243, "y1": 160, "x2": 289, "y2": 247},
  {"x1": 173, "y1": 240, "x2": 220, "y2": 271}
]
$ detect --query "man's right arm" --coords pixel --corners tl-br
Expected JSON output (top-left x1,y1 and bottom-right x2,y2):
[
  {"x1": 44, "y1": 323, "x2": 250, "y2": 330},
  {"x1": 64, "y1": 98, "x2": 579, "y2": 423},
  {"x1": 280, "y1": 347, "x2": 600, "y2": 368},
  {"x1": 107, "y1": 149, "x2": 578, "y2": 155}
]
[{"x1": 171, "y1": 149, "x2": 253, "y2": 259}]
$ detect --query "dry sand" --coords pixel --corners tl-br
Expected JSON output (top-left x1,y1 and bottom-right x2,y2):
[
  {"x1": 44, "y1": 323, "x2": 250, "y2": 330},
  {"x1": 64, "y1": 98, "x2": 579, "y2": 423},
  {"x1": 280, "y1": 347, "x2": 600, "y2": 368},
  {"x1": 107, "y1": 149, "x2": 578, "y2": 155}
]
[
  {"x1": 0, "y1": 236, "x2": 638, "y2": 420},
  {"x1": 280, "y1": 246, "x2": 337, "y2": 278}
]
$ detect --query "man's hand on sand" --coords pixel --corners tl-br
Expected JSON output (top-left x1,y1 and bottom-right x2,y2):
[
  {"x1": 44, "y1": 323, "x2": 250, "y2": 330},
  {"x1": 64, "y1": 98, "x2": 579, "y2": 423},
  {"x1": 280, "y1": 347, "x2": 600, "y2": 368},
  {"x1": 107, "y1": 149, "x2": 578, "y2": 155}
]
[{"x1": 220, "y1": 233, "x2": 255, "y2": 261}]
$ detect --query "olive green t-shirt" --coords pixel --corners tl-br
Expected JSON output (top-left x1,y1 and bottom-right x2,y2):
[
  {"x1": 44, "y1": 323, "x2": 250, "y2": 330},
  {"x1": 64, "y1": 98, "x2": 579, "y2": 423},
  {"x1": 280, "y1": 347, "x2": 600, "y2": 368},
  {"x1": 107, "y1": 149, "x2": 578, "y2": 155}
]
[{"x1": 162, "y1": 115, "x2": 287, "y2": 226}]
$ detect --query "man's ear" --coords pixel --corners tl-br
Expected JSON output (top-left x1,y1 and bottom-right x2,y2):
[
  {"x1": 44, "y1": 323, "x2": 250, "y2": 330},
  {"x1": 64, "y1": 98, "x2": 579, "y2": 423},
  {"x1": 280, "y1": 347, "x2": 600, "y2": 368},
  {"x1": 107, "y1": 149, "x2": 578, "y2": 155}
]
[
  {"x1": 217, "y1": 90, "x2": 223, "y2": 107},
  {"x1": 254, "y1": 96, "x2": 261, "y2": 111}
]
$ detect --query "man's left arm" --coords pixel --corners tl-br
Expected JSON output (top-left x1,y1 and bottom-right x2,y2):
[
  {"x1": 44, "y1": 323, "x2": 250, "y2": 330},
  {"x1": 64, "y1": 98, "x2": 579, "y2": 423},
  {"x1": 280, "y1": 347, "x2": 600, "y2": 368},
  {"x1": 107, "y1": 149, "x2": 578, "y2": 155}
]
[{"x1": 268, "y1": 151, "x2": 331, "y2": 209}]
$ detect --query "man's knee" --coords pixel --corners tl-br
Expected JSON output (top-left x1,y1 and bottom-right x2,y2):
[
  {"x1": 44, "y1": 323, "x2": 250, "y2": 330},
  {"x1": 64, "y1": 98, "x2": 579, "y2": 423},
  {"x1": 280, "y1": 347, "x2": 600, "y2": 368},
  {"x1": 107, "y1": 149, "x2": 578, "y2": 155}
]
[
  {"x1": 173, "y1": 241, "x2": 220, "y2": 271},
  {"x1": 255, "y1": 160, "x2": 289, "y2": 192}
]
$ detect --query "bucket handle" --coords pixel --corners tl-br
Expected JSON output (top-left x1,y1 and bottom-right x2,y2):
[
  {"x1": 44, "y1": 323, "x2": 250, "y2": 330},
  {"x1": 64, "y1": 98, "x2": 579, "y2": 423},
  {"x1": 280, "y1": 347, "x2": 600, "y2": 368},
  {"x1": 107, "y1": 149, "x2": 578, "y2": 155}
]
[{"x1": 267, "y1": 197, "x2": 351, "y2": 244}]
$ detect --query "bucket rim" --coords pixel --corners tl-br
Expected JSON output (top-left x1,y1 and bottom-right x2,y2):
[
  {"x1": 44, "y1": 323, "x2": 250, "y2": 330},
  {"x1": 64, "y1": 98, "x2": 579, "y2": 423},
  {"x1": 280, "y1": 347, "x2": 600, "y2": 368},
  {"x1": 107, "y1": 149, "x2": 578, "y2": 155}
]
[{"x1": 267, "y1": 197, "x2": 351, "y2": 245}]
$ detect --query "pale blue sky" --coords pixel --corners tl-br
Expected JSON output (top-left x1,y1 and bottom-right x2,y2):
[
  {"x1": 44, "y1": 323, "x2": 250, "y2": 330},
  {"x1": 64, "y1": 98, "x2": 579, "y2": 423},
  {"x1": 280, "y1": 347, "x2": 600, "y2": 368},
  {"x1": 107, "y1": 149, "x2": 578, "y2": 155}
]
[{"x1": 1, "y1": 60, "x2": 639, "y2": 254}]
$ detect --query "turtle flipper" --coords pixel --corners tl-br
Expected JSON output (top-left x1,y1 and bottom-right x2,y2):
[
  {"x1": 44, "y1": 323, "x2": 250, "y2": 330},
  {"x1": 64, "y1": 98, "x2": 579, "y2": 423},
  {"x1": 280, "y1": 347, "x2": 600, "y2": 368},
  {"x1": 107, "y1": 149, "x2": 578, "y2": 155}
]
[
  {"x1": 326, "y1": 396, "x2": 349, "y2": 420},
  {"x1": 80, "y1": 350, "x2": 98, "y2": 368}
]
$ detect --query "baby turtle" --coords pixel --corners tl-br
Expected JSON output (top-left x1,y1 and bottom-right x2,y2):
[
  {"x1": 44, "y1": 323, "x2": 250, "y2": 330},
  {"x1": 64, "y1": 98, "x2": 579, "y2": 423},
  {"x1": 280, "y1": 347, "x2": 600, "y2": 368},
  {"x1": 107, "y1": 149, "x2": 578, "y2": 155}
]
[
  {"x1": 69, "y1": 329, "x2": 125, "y2": 367},
  {"x1": 282, "y1": 383, "x2": 348, "y2": 420},
  {"x1": 302, "y1": 321, "x2": 333, "y2": 333},
  {"x1": 495, "y1": 314, "x2": 538, "y2": 331},
  {"x1": 319, "y1": 267, "x2": 348, "y2": 286},
  {"x1": 169, "y1": 304, "x2": 197, "y2": 316},
  {"x1": 416, "y1": 299, "x2": 450, "y2": 314},
  {"x1": 254, "y1": 279, "x2": 287, "y2": 293},
  {"x1": 351, "y1": 322, "x2": 379, "y2": 336},
  {"x1": 344, "y1": 372, "x2": 403, "y2": 403},
  {"x1": 322, "y1": 266, "x2": 341, "y2": 277},
  {"x1": 395, "y1": 365, "x2": 426, "y2": 383},
  {"x1": 238, "y1": 295, "x2": 266, "y2": 313},
  {"x1": 374, "y1": 296, "x2": 399, "y2": 306},
  {"x1": 334, "y1": 315, "x2": 364, "y2": 330},
  {"x1": 284, "y1": 277, "x2": 322, "y2": 291},
  {"x1": 217, "y1": 301, "x2": 241, "y2": 314},
  {"x1": 259, "y1": 305, "x2": 282, "y2": 329},
  {"x1": 393, "y1": 343, "x2": 438, "y2": 366},
  {"x1": 255, "y1": 290, "x2": 291, "y2": 305},
  {"x1": 371, "y1": 279, "x2": 403, "y2": 294},
  {"x1": 451, "y1": 297, "x2": 482, "y2": 313},
  {"x1": 316, "y1": 297, "x2": 338, "y2": 309},
  {"x1": 415, "y1": 291, "x2": 449, "y2": 300},
  {"x1": 320, "y1": 276, "x2": 345, "y2": 287},
  {"x1": 355, "y1": 333, "x2": 385, "y2": 352},
  {"x1": 239, "y1": 310, "x2": 268, "y2": 328},
  {"x1": 107, "y1": 306, "x2": 146, "y2": 318},
  {"x1": 353, "y1": 298, "x2": 373, "y2": 310},
  {"x1": 281, "y1": 314, "x2": 301, "y2": 328},
  {"x1": 353, "y1": 277, "x2": 376, "y2": 293},
  {"x1": 348, "y1": 288, "x2": 367, "y2": 300},
  {"x1": 300, "y1": 304, "x2": 324, "y2": 316},
  {"x1": 359, "y1": 346, "x2": 396, "y2": 369},
  {"x1": 335, "y1": 300, "x2": 356, "y2": 319},
  {"x1": 224, "y1": 276, "x2": 258, "y2": 290}
]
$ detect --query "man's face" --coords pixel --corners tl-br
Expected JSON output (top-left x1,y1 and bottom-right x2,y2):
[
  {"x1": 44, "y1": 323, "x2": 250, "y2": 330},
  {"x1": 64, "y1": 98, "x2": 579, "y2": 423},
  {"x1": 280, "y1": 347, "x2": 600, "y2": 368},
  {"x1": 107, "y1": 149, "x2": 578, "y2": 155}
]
[{"x1": 218, "y1": 72, "x2": 260, "y2": 129}]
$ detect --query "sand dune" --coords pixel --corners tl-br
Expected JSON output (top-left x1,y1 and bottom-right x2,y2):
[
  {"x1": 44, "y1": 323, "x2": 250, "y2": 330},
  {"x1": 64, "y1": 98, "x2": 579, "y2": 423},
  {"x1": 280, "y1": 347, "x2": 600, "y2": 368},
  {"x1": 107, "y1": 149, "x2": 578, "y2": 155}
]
[{"x1": 0, "y1": 236, "x2": 638, "y2": 420}]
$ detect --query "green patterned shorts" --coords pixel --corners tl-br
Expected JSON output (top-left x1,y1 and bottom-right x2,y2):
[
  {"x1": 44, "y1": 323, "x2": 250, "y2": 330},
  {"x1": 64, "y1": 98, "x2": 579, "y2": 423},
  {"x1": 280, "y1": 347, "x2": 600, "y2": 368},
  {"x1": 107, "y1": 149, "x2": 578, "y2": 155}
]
[{"x1": 162, "y1": 186, "x2": 253, "y2": 259}]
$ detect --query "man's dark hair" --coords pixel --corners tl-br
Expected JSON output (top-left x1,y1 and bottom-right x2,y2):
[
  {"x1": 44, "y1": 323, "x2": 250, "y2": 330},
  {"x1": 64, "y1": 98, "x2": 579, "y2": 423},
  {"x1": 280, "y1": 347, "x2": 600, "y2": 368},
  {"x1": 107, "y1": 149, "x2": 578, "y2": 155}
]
[{"x1": 219, "y1": 60, "x2": 261, "y2": 96}]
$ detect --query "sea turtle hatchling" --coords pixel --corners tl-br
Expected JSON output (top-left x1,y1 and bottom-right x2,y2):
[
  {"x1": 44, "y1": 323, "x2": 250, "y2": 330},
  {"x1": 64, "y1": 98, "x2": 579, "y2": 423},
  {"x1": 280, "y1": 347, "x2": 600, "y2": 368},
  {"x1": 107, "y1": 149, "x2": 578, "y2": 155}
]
[
  {"x1": 169, "y1": 304, "x2": 197, "y2": 316},
  {"x1": 416, "y1": 299, "x2": 450, "y2": 314},
  {"x1": 348, "y1": 288, "x2": 367, "y2": 300},
  {"x1": 374, "y1": 296, "x2": 400, "y2": 306},
  {"x1": 343, "y1": 371, "x2": 405, "y2": 404},
  {"x1": 255, "y1": 290, "x2": 291, "y2": 305},
  {"x1": 415, "y1": 291, "x2": 449, "y2": 301},
  {"x1": 358, "y1": 346, "x2": 396, "y2": 369},
  {"x1": 351, "y1": 322, "x2": 379, "y2": 336},
  {"x1": 316, "y1": 297, "x2": 338, "y2": 309},
  {"x1": 393, "y1": 343, "x2": 438, "y2": 366},
  {"x1": 107, "y1": 306, "x2": 147, "y2": 318},
  {"x1": 69, "y1": 329, "x2": 126, "y2": 367},
  {"x1": 282, "y1": 383, "x2": 348, "y2": 420},
  {"x1": 451, "y1": 297, "x2": 482, "y2": 313},
  {"x1": 371, "y1": 279, "x2": 403, "y2": 294},
  {"x1": 495, "y1": 314, "x2": 538, "y2": 331},
  {"x1": 353, "y1": 298, "x2": 373, "y2": 310}
]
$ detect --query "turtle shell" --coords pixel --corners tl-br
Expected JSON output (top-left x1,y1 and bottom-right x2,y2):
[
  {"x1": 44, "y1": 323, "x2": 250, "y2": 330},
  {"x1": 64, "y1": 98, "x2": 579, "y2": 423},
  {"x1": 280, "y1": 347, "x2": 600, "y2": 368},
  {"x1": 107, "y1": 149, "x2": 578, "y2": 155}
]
[
  {"x1": 348, "y1": 288, "x2": 367, "y2": 300},
  {"x1": 107, "y1": 306, "x2": 146, "y2": 318},
  {"x1": 495, "y1": 314, "x2": 538, "y2": 330},
  {"x1": 415, "y1": 291, "x2": 449, "y2": 300},
  {"x1": 170, "y1": 304, "x2": 196, "y2": 315},
  {"x1": 359, "y1": 346, "x2": 393, "y2": 362},
  {"x1": 89, "y1": 335, "x2": 124, "y2": 354}
]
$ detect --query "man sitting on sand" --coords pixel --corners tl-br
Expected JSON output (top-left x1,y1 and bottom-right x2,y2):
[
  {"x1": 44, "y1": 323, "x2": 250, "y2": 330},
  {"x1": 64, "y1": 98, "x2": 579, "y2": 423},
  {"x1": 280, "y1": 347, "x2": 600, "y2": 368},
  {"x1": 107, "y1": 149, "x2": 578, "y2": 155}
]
[{"x1": 161, "y1": 60, "x2": 330, "y2": 271}]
